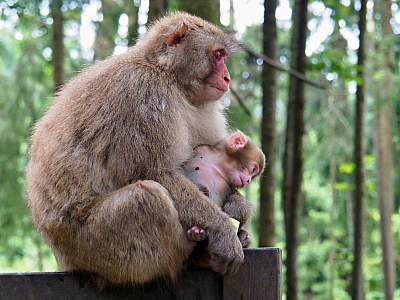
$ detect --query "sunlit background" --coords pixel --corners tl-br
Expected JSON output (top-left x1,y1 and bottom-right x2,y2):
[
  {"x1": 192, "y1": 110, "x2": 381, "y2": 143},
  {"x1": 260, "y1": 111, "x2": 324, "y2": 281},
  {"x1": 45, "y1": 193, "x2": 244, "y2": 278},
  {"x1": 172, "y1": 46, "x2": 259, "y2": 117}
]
[{"x1": 3, "y1": 0, "x2": 399, "y2": 93}]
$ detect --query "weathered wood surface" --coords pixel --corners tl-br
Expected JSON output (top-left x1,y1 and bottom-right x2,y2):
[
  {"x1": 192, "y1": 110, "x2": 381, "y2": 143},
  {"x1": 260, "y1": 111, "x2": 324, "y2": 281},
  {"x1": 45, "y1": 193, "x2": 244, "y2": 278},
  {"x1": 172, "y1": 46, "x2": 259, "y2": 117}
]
[{"x1": 0, "y1": 248, "x2": 281, "y2": 300}]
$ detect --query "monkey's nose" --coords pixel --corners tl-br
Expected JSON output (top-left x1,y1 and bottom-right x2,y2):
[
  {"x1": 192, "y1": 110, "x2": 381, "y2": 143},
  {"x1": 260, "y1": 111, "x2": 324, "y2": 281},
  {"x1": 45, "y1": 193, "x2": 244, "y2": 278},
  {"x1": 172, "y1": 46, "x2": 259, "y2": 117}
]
[{"x1": 224, "y1": 75, "x2": 231, "y2": 84}]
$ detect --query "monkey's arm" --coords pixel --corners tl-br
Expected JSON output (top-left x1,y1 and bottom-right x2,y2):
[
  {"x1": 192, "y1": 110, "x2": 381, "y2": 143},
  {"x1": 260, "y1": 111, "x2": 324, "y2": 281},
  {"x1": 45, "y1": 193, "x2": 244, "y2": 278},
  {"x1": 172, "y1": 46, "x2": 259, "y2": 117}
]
[
  {"x1": 157, "y1": 171, "x2": 244, "y2": 274},
  {"x1": 222, "y1": 190, "x2": 252, "y2": 248},
  {"x1": 222, "y1": 189, "x2": 252, "y2": 227}
]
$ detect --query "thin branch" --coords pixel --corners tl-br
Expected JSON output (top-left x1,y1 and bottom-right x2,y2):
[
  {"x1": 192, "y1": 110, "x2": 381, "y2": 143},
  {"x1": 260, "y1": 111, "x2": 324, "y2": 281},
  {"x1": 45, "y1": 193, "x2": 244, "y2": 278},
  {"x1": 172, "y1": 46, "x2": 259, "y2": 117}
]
[
  {"x1": 332, "y1": 106, "x2": 352, "y2": 134},
  {"x1": 230, "y1": 87, "x2": 252, "y2": 117},
  {"x1": 237, "y1": 42, "x2": 327, "y2": 90}
]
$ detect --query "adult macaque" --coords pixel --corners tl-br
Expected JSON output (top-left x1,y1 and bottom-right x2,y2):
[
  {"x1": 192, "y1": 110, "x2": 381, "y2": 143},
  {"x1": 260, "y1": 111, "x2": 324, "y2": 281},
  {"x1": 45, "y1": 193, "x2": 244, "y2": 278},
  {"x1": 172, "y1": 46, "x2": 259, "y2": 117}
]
[
  {"x1": 183, "y1": 131, "x2": 265, "y2": 248},
  {"x1": 26, "y1": 12, "x2": 243, "y2": 287}
]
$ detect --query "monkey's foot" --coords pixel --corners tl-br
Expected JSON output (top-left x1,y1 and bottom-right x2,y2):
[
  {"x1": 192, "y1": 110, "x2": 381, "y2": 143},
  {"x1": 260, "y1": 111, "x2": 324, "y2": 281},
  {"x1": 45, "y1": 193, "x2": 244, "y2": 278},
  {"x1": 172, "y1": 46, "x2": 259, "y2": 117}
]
[{"x1": 187, "y1": 226, "x2": 208, "y2": 242}]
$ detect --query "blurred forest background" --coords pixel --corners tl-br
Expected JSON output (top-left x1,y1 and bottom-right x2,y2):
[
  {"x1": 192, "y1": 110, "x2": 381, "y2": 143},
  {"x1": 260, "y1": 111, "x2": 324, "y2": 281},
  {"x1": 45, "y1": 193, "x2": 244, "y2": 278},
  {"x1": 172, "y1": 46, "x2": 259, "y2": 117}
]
[{"x1": 0, "y1": 0, "x2": 399, "y2": 299}]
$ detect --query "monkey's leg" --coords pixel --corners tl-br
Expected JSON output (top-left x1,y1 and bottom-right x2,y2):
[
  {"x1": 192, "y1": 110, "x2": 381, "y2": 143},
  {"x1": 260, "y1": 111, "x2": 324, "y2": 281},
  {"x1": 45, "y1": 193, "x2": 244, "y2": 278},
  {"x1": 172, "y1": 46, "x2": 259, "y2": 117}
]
[{"x1": 54, "y1": 180, "x2": 195, "y2": 286}]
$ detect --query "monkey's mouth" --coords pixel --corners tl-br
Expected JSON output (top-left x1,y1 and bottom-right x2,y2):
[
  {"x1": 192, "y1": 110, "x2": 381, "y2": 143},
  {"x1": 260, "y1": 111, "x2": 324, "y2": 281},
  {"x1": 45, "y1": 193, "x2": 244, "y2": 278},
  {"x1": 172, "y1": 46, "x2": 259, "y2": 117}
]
[
  {"x1": 209, "y1": 83, "x2": 229, "y2": 93},
  {"x1": 210, "y1": 86, "x2": 228, "y2": 93},
  {"x1": 234, "y1": 176, "x2": 245, "y2": 188},
  {"x1": 239, "y1": 177, "x2": 246, "y2": 188}
]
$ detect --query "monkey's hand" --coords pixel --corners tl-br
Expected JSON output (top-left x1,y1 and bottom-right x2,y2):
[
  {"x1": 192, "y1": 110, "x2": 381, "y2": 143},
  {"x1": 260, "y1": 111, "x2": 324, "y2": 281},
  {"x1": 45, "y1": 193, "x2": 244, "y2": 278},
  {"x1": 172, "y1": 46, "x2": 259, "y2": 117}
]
[
  {"x1": 237, "y1": 228, "x2": 251, "y2": 248},
  {"x1": 222, "y1": 190, "x2": 252, "y2": 226},
  {"x1": 207, "y1": 216, "x2": 244, "y2": 275},
  {"x1": 158, "y1": 172, "x2": 244, "y2": 275}
]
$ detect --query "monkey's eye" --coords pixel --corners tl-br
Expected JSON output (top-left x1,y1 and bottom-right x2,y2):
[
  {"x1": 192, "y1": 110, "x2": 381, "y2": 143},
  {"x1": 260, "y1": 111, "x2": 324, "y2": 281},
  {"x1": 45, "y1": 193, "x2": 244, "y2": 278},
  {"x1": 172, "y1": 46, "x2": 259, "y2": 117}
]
[
  {"x1": 212, "y1": 49, "x2": 227, "y2": 61},
  {"x1": 250, "y1": 164, "x2": 259, "y2": 176}
]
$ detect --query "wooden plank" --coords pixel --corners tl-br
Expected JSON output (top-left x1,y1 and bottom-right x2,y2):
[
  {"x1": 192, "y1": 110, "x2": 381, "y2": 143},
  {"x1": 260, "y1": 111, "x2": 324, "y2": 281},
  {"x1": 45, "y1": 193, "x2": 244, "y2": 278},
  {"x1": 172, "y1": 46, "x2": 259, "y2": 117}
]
[
  {"x1": 223, "y1": 248, "x2": 282, "y2": 300},
  {"x1": 0, "y1": 248, "x2": 281, "y2": 300},
  {"x1": 0, "y1": 270, "x2": 220, "y2": 300},
  {"x1": 0, "y1": 271, "x2": 220, "y2": 300}
]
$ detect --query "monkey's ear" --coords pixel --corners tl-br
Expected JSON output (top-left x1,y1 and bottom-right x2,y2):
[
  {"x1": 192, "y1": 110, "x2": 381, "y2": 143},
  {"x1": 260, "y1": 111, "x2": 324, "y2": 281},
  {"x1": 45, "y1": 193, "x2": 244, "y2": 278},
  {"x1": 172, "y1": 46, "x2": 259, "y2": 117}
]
[
  {"x1": 166, "y1": 22, "x2": 189, "y2": 47},
  {"x1": 228, "y1": 131, "x2": 247, "y2": 151}
]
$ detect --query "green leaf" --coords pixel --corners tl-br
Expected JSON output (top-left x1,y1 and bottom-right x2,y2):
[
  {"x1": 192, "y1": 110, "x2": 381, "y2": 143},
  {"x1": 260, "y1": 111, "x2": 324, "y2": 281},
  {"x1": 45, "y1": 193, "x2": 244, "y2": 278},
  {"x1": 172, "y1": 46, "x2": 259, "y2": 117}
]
[{"x1": 339, "y1": 162, "x2": 356, "y2": 174}]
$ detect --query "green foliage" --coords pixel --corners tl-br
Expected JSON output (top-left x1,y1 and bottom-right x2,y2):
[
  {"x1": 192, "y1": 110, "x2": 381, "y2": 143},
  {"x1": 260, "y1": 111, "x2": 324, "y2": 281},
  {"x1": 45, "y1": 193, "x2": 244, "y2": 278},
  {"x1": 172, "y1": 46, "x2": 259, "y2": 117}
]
[
  {"x1": 225, "y1": 25, "x2": 264, "y2": 136},
  {"x1": 0, "y1": 0, "x2": 57, "y2": 271},
  {"x1": 340, "y1": 162, "x2": 356, "y2": 174},
  {"x1": 172, "y1": 0, "x2": 221, "y2": 25}
]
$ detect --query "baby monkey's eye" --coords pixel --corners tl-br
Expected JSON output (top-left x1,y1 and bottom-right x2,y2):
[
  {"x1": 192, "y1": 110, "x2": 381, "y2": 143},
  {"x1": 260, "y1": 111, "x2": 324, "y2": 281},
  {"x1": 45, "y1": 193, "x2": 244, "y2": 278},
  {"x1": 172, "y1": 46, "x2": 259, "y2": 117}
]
[{"x1": 250, "y1": 164, "x2": 259, "y2": 176}]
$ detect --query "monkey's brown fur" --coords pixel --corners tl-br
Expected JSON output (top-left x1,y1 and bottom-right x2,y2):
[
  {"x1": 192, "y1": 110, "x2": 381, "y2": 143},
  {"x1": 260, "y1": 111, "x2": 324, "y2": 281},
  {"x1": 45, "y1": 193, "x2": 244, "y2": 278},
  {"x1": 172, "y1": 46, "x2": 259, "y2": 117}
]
[{"x1": 26, "y1": 12, "x2": 244, "y2": 287}]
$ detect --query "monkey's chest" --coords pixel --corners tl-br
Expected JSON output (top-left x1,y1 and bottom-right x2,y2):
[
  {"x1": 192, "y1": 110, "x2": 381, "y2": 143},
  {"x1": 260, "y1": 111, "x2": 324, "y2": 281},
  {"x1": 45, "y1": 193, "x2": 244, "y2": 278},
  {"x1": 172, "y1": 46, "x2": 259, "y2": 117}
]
[{"x1": 182, "y1": 164, "x2": 228, "y2": 206}]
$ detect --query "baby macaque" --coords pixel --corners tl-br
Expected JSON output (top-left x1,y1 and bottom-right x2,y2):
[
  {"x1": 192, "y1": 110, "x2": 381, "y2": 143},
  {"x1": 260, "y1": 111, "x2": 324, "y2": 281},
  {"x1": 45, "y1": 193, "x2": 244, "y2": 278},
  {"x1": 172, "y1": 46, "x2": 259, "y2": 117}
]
[{"x1": 183, "y1": 131, "x2": 265, "y2": 247}]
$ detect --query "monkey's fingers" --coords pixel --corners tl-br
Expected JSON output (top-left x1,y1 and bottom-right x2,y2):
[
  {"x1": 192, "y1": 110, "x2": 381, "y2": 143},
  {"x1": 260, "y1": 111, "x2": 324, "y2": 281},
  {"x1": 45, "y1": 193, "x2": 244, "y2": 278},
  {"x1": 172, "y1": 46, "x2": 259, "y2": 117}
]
[
  {"x1": 187, "y1": 226, "x2": 208, "y2": 242},
  {"x1": 209, "y1": 250, "x2": 244, "y2": 275},
  {"x1": 237, "y1": 229, "x2": 251, "y2": 248},
  {"x1": 208, "y1": 230, "x2": 244, "y2": 275}
]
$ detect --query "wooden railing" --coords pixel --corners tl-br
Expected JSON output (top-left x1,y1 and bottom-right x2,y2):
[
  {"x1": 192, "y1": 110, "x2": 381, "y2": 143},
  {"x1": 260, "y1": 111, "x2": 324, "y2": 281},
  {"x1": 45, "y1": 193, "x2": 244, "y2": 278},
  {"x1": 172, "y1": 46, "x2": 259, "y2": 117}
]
[{"x1": 0, "y1": 248, "x2": 281, "y2": 300}]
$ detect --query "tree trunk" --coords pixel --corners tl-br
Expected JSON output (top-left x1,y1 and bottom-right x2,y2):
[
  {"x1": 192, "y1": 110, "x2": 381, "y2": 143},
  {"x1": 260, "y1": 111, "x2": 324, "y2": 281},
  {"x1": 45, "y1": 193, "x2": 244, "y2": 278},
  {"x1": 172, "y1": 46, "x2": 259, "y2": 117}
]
[
  {"x1": 127, "y1": 0, "x2": 139, "y2": 46},
  {"x1": 328, "y1": 92, "x2": 337, "y2": 300},
  {"x1": 258, "y1": 0, "x2": 278, "y2": 247},
  {"x1": 374, "y1": 0, "x2": 395, "y2": 299},
  {"x1": 174, "y1": 0, "x2": 220, "y2": 25},
  {"x1": 352, "y1": 0, "x2": 366, "y2": 299},
  {"x1": 346, "y1": 187, "x2": 354, "y2": 253},
  {"x1": 282, "y1": 0, "x2": 308, "y2": 299},
  {"x1": 51, "y1": 0, "x2": 65, "y2": 91},
  {"x1": 94, "y1": 0, "x2": 122, "y2": 60},
  {"x1": 148, "y1": 0, "x2": 168, "y2": 23}
]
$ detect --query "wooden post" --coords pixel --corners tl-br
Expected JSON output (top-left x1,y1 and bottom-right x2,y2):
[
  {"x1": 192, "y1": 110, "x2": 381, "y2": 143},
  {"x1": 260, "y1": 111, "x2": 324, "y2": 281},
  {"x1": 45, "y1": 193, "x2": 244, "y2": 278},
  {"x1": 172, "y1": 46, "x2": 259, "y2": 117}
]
[
  {"x1": 223, "y1": 248, "x2": 282, "y2": 299},
  {"x1": 0, "y1": 248, "x2": 281, "y2": 300}
]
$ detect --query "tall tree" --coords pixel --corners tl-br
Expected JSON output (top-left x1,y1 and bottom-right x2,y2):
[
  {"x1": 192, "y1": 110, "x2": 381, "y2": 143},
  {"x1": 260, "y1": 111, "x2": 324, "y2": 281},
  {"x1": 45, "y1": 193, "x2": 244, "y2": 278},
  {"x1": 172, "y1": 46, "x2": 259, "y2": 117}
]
[
  {"x1": 94, "y1": 0, "x2": 123, "y2": 60},
  {"x1": 127, "y1": 0, "x2": 140, "y2": 46},
  {"x1": 51, "y1": 0, "x2": 65, "y2": 90},
  {"x1": 148, "y1": 0, "x2": 167, "y2": 23},
  {"x1": 352, "y1": 0, "x2": 367, "y2": 299},
  {"x1": 174, "y1": 0, "x2": 220, "y2": 25},
  {"x1": 282, "y1": 0, "x2": 308, "y2": 299},
  {"x1": 259, "y1": 0, "x2": 278, "y2": 247},
  {"x1": 373, "y1": 0, "x2": 395, "y2": 299},
  {"x1": 328, "y1": 92, "x2": 337, "y2": 300}
]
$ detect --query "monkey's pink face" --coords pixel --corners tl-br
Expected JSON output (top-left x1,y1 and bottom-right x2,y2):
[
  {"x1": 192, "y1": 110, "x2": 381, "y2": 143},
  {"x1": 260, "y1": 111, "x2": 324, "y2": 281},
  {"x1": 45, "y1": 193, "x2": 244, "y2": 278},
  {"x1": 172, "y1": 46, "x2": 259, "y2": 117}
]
[
  {"x1": 204, "y1": 48, "x2": 231, "y2": 101},
  {"x1": 227, "y1": 162, "x2": 260, "y2": 188}
]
